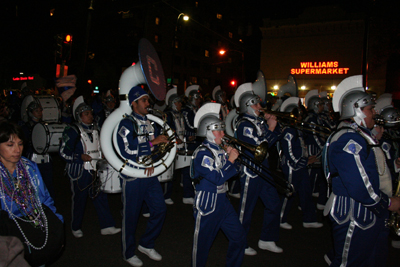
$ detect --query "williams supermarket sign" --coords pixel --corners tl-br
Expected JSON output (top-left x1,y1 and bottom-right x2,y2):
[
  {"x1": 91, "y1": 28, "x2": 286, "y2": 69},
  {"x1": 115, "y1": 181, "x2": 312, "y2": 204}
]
[{"x1": 291, "y1": 61, "x2": 349, "y2": 75}]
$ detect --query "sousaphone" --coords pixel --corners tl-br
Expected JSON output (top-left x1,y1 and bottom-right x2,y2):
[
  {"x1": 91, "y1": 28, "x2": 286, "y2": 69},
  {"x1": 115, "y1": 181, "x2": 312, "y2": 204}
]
[{"x1": 100, "y1": 38, "x2": 177, "y2": 178}]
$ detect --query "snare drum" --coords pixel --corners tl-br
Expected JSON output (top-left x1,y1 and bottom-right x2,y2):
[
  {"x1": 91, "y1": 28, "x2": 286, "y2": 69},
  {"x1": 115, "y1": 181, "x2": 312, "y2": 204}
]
[
  {"x1": 21, "y1": 95, "x2": 61, "y2": 123},
  {"x1": 32, "y1": 123, "x2": 67, "y2": 154},
  {"x1": 175, "y1": 150, "x2": 193, "y2": 170},
  {"x1": 98, "y1": 164, "x2": 121, "y2": 194},
  {"x1": 158, "y1": 163, "x2": 174, "y2": 182}
]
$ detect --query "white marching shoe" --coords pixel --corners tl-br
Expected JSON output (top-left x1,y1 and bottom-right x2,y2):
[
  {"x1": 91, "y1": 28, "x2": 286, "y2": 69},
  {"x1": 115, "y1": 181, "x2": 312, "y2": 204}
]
[
  {"x1": 303, "y1": 222, "x2": 323, "y2": 228},
  {"x1": 165, "y1": 198, "x2": 174, "y2": 205},
  {"x1": 182, "y1": 197, "x2": 194, "y2": 205},
  {"x1": 72, "y1": 229, "x2": 83, "y2": 238},
  {"x1": 142, "y1": 213, "x2": 150, "y2": 218},
  {"x1": 138, "y1": 245, "x2": 162, "y2": 261},
  {"x1": 244, "y1": 247, "x2": 257, "y2": 256},
  {"x1": 101, "y1": 226, "x2": 121, "y2": 235},
  {"x1": 280, "y1": 222, "x2": 293, "y2": 230},
  {"x1": 125, "y1": 255, "x2": 143, "y2": 267},
  {"x1": 258, "y1": 241, "x2": 283, "y2": 253}
]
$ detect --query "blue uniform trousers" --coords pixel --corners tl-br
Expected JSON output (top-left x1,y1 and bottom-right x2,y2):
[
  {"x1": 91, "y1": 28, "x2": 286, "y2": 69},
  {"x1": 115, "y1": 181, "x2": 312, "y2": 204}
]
[
  {"x1": 192, "y1": 193, "x2": 246, "y2": 267},
  {"x1": 309, "y1": 167, "x2": 328, "y2": 205},
  {"x1": 70, "y1": 171, "x2": 115, "y2": 231},
  {"x1": 182, "y1": 166, "x2": 195, "y2": 198},
  {"x1": 280, "y1": 167, "x2": 317, "y2": 223},
  {"x1": 239, "y1": 174, "x2": 281, "y2": 245},
  {"x1": 122, "y1": 176, "x2": 166, "y2": 260},
  {"x1": 330, "y1": 213, "x2": 389, "y2": 267}
]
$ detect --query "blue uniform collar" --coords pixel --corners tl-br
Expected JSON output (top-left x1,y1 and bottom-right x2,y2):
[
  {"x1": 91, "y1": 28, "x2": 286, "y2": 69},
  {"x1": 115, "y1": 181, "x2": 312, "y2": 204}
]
[
  {"x1": 203, "y1": 139, "x2": 221, "y2": 150},
  {"x1": 132, "y1": 112, "x2": 147, "y2": 121}
]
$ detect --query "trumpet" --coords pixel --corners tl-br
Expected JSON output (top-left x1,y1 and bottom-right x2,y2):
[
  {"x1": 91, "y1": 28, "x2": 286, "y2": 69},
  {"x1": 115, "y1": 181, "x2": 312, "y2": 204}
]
[
  {"x1": 223, "y1": 134, "x2": 294, "y2": 197},
  {"x1": 374, "y1": 114, "x2": 400, "y2": 127},
  {"x1": 260, "y1": 109, "x2": 332, "y2": 137},
  {"x1": 138, "y1": 108, "x2": 176, "y2": 167}
]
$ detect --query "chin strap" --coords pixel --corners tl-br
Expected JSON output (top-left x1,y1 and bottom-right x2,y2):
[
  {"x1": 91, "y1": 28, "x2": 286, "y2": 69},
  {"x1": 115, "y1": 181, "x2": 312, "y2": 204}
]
[
  {"x1": 246, "y1": 106, "x2": 258, "y2": 117},
  {"x1": 354, "y1": 107, "x2": 367, "y2": 127},
  {"x1": 206, "y1": 130, "x2": 217, "y2": 144}
]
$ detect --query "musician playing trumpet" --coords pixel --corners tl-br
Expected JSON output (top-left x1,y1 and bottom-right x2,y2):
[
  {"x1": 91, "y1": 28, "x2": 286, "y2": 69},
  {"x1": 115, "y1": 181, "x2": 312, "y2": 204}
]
[
  {"x1": 190, "y1": 103, "x2": 245, "y2": 267},
  {"x1": 323, "y1": 76, "x2": 400, "y2": 266},
  {"x1": 233, "y1": 83, "x2": 283, "y2": 255},
  {"x1": 278, "y1": 97, "x2": 323, "y2": 230},
  {"x1": 116, "y1": 86, "x2": 168, "y2": 267}
]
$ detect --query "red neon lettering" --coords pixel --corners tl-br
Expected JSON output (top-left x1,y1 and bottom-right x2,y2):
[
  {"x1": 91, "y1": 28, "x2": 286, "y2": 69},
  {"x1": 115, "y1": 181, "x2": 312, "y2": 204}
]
[
  {"x1": 326, "y1": 62, "x2": 333, "y2": 67},
  {"x1": 306, "y1": 69, "x2": 310, "y2": 74},
  {"x1": 28, "y1": 76, "x2": 34, "y2": 80},
  {"x1": 327, "y1": 69, "x2": 332, "y2": 74},
  {"x1": 315, "y1": 69, "x2": 321, "y2": 74},
  {"x1": 291, "y1": 69, "x2": 296, "y2": 75},
  {"x1": 13, "y1": 77, "x2": 20, "y2": 81},
  {"x1": 344, "y1": 68, "x2": 349, "y2": 74},
  {"x1": 338, "y1": 68, "x2": 343, "y2": 74},
  {"x1": 334, "y1": 61, "x2": 339, "y2": 67},
  {"x1": 20, "y1": 77, "x2": 27, "y2": 80}
]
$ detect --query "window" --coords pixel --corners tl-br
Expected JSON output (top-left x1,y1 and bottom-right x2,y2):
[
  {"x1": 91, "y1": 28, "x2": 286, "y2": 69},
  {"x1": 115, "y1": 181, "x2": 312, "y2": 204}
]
[
  {"x1": 216, "y1": 13, "x2": 222, "y2": 20},
  {"x1": 155, "y1": 17, "x2": 160, "y2": 25},
  {"x1": 154, "y1": 35, "x2": 159, "y2": 43},
  {"x1": 228, "y1": 32, "x2": 233, "y2": 38},
  {"x1": 205, "y1": 50, "x2": 209, "y2": 57}
]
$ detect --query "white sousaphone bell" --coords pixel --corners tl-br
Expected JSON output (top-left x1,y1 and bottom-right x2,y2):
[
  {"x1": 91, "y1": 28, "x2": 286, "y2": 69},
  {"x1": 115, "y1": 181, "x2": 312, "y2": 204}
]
[
  {"x1": 100, "y1": 38, "x2": 177, "y2": 178},
  {"x1": 225, "y1": 70, "x2": 267, "y2": 136}
]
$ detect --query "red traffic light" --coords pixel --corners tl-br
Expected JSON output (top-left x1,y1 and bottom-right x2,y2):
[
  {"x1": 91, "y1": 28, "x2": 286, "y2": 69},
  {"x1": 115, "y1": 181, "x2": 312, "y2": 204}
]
[
  {"x1": 64, "y1": 34, "x2": 72, "y2": 43},
  {"x1": 230, "y1": 80, "x2": 236, "y2": 86},
  {"x1": 88, "y1": 80, "x2": 92, "y2": 84}
]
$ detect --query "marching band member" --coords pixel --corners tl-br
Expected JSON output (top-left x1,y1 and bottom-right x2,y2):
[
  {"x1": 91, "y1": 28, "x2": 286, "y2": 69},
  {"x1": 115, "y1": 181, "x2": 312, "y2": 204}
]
[
  {"x1": 116, "y1": 86, "x2": 168, "y2": 267},
  {"x1": 323, "y1": 75, "x2": 400, "y2": 266},
  {"x1": 163, "y1": 87, "x2": 185, "y2": 204},
  {"x1": 304, "y1": 89, "x2": 328, "y2": 209},
  {"x1": 21, "y1": 101, "x2": 55, "y2": 199},
  {"x1": 212, "y1": 85, "x2": 230, "y2": 121},
  {"x1": 181, "y1": 85, "x2": 203, "y2": 205},
  {"x1": 190, "y1": 103, "x2": 245, "y2": 267},
  {"x1": 96, "y1": 90, "x2": 117, "y2": 128},
  {"x1": 59, "y1": 96, "x2": 120, "y2": 239},
  {"x1": 278, "y1": 97, "x2": 323, "y2": 230},
  {"x1": 234, "y1": 83, "x2": 283, "y2": 255}
]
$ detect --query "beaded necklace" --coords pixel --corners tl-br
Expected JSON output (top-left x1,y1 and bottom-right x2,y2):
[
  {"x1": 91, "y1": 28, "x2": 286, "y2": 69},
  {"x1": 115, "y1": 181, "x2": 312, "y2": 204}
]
[{"x1": 0, "y1": 159, "x2": 48, "y2": 250}]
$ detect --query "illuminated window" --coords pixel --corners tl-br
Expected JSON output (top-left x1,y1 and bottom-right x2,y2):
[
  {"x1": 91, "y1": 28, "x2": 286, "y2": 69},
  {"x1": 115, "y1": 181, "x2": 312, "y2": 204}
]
[
  {"x1": 155, "y1": 35, "x2": 159, "y2": 43},
  {"x1": 205, "y1": 50, "x2": 209, "y2": 57},
  {"x1": 216, "y1": 13, "x2": 222, "y2": 20},
  {"x1": 155, "y1": 17, "x2": 160, "y2": 25},
  {"x1": 228, "y1": 32, "x2": 233, "y2": 38},
  {"x1": 195, "y1": 2, "x2": 199, "y2": 7},
  {"x1": 174, "y1": 40, "x2": 179, "y2": 49},
  {"x1": 216, "y1": 67, "x2": 221, "y2": 74}
]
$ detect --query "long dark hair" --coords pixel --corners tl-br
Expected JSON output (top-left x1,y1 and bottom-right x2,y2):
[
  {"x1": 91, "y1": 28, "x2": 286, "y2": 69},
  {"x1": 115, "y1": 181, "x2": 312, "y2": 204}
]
[{"x1": 0, "y1": 121, "x2": 26, "y2": 144}]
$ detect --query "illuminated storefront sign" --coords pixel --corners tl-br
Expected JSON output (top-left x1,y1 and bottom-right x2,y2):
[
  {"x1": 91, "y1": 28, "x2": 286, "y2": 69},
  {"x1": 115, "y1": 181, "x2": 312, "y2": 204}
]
[
  {"x1": 291, "y1": 61, "x2": 349, "y2": 75},
  {"x1": 13, "y1": 76, "x2": 34, "y2": 81}
]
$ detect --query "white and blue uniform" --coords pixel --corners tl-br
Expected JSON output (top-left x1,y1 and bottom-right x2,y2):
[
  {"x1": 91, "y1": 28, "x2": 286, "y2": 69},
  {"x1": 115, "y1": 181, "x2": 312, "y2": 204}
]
[
  {"x1": 325, "y1": 122, "x2": 392, "y2": 266},
  {"x1": 191, "y1": 140, "x2": 245, "y2": 267},
  {"x1": 182, "y1": 104, "x2": 199, "y2": 199},
  {"x1": 117, "y1": 112, "x2": 166, "y2": 261},
  {"x1": 279, "y1": 126, "x2": 318, "y2": 223},
  {"x1": 59, "y1": 122, "x2": 116, "y2": 232},
  {"x1": 236, "y1": 113, "x2": 281, "y2": 246},
  {"x1": 304, "y1": 111, "x2": 328, "y2": 205}
]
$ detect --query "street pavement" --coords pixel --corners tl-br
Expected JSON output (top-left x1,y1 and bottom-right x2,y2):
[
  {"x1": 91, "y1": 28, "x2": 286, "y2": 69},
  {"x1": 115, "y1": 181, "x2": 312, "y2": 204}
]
[{"x1": 48, "y1": 154, "x2": 398, "y2": 267}]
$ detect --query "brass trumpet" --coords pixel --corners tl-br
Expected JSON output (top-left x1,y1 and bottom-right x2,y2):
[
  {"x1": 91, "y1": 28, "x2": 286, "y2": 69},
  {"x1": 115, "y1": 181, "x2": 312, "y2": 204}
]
[
  {"x1": 223, "y1": 134, "x2": 294, "y2": 197},
  {"x1": 261, "y1": 109, "x2": 332, "y2": 137}
]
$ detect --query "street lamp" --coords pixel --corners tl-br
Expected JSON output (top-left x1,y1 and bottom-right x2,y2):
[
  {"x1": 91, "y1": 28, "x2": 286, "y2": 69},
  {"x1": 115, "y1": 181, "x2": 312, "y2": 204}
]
[
  {"x1": 218, "y1": 48, "x2": 245, "y2": 85},
  {"x1": 170, "y1": 13, "x2": 189, "y2": 86}
]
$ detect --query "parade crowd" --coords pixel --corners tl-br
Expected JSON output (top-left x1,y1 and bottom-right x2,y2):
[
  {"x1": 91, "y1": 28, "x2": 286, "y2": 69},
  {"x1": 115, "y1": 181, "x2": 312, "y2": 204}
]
[{"x1": 1, "y1": 72, "x2": 400, "y2": 267}]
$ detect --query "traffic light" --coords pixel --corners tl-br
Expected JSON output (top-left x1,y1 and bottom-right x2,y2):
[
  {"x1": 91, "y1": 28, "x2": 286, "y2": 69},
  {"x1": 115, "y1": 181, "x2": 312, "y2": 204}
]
[
  {"x1": 62, "y1": 34, "x2": 73, "y2": 61},
  {"x1": 88, "y1": 80, "x2": 92, "y2": 84},
  {"x1": 55, "y1": 34, "x2": 63, "y2": 59},
  {"x1": 230, "y1": 80, "x2": 236, "y2": 86}
]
